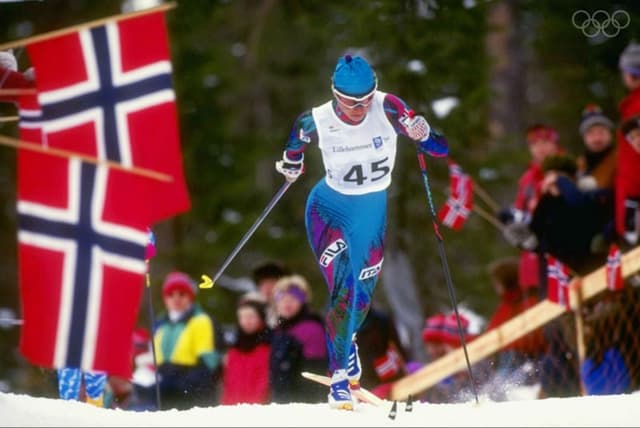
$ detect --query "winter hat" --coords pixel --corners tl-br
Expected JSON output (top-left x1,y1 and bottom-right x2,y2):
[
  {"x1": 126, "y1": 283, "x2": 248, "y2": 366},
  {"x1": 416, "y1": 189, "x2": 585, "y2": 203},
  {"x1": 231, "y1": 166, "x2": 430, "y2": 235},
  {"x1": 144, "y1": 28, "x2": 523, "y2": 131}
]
[
  {"x1": 579, "y1": 104, "x2": 614, "y2": 136},
  {"x1": 332, "y1": 54, "x2": 377, "y2": 97},
  {"x1": 162, "y1": 271, "x2": 197, "y2": 299},
  {"x1": 273, "y1": 274, "x2": 311, "y2": 304},
  {"x1": 422, "y1": 312, "x2": 476, "y2": 347},
  {"x1": 526, "y1": 123, "x2": 559, "y2": 145},
  {"x1": 621, "y1": 115, "x2": 640, "y2": 138},
  {"x1": 618, "y1": 41, "x2": 640, "y2": 76}
]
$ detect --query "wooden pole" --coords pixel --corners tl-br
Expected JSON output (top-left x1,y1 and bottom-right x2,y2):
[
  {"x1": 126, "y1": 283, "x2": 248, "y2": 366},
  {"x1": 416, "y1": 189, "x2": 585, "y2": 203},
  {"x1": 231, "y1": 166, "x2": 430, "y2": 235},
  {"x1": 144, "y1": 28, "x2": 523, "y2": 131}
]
[
  {"x1": 0, "y1": 134, "x2": 172, "y2": 182},
  {"x1": 0, "y1": 2, "x2": 176, "y2": 51},
  {"x1": 572, "y1": 280, "x2": 587, "y2": 396},
  {"x1": 472, "y1": 182, "x2": 500, "y2": 213},
  {"x1": 0, "y1": 116, "x2": 19, "y2": 123},
  {"x1": 472, "y1": 203, "x2": 504, "y2": 231},
  {"x1": 0, "y1": 89, "x2": 36, "y2": 96}
]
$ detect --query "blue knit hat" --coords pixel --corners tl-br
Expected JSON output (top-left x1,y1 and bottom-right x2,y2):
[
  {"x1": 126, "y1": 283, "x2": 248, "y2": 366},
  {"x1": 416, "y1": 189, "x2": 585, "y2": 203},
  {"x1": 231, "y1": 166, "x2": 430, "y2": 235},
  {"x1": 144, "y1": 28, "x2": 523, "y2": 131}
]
[{"x1": 332, "y1": 54, "x2": 376, "y2": 97}]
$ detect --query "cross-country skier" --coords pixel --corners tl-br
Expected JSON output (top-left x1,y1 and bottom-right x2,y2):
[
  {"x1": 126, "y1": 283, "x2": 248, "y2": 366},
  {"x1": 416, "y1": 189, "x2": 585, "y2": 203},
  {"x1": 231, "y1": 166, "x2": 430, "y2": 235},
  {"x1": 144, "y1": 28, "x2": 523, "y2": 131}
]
[{"x1": 275, "y1": 54, "x2": 448, "y2": 410}]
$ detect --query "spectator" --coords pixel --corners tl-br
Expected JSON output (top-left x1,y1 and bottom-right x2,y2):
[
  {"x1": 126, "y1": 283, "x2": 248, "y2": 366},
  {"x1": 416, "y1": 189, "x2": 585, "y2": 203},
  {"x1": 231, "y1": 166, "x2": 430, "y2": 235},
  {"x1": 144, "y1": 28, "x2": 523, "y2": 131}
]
[
  {"x1": 499, "y1": 124, "x2": 561, "y2": 293},
  {"x1": 576, "y1": 104, "x2": 617, "y2": 192},
  {"x1": 529, "y1": 154, "x2": 611, "y2": 275},
  {"x1": 619, "y1": 115, "x2": 640, "y2": 246},
  {"x1": 0, "y1": 49, "x2": 35, "y2": 104},
  {"x1": 580, "y1": 294, "x2": 631, "y2": 396},
  {"x1": 221, "y1": 297, "x2": 272, "y2": 405},
  {"x1": 269, "y1": 274, "x2": 327, "y2": 403},
  {"x1": 417, "y1": 311, "x2": 487, "y2": 404},
  {"x1": 124, "y1": 327, "x2": 158, "y2": 411},
  {"x1": 251, "y1": 261, "x2": 291, "y2": 328},
  {"x1": 57, "y1": 368, "x2": 107, "y2": 408},
  {"x1": 615, "y1": 42, "x2": 640, "y2": 246},
  {"x1": 153, "y1": 271, "x2": 221, "y2": 410},
  {"x1": 485, "y1": 257, "x2": 546, "y2": 375}
]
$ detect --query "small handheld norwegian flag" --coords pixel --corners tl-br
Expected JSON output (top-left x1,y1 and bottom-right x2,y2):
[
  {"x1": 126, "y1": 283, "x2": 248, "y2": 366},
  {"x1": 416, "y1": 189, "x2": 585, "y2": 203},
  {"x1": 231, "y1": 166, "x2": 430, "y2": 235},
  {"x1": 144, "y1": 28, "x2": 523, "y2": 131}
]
[{"x1": 606, "y1": 244, "x2": 624, "y2": 291}]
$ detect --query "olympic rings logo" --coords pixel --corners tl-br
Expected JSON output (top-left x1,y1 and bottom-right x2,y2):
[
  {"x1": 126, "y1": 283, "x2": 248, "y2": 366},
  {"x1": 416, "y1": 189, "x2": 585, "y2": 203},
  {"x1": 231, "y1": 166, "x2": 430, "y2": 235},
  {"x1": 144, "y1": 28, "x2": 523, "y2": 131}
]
[{"x1": 572, "y1": 10, "x2": 630, "y2": 38}]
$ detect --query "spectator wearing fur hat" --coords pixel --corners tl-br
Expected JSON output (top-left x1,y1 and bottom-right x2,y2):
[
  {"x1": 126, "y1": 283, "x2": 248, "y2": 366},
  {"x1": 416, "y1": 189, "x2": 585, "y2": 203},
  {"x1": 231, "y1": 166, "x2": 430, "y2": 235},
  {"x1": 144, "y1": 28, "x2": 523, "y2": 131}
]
[
  {"x1": 220, "y1": 297, "x2": 272, "y2": 405},
  {"x1": 576, "y1": 104, "x2": 617, "y2": 192},
  {"x1": 615, "y1": 42, "x2": 640, "y2": 245},
  {"x1": 153, "y1": 271, "x2": 221, "y2": 410},
  {"x1": 269, "y1": 274, "x2": 328, "y2": 404}
]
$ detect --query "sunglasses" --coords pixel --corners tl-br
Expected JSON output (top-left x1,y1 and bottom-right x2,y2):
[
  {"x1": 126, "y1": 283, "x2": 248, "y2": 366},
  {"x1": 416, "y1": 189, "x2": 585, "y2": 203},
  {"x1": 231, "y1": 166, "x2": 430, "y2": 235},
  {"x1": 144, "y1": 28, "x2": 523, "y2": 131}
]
[{"x1": 332, "y1": 85, "x2": 377, "y2": 109}]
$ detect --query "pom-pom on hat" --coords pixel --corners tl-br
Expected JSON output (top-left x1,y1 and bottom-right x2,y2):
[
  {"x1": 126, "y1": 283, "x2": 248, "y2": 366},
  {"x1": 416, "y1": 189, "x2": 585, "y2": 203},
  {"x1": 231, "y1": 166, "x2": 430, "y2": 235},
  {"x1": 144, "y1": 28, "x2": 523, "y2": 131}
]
[
  {"x1": 579, "y1": 104, "x2": 614, "y2": 136},
  {"x1": 332, "y1": 54, "x2": 377, "y2": 97},
  {"x1": 162, "y1": 271, "x2": 197, "y2": 299},
  {"x1": 619, "y1": 41, "x2": 640, "y2": 76}
]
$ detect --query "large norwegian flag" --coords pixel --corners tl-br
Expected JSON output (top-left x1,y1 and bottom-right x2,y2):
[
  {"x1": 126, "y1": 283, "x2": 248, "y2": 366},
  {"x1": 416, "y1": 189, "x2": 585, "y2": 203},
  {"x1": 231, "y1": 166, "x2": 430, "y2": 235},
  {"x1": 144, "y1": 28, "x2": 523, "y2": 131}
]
[
  {"x1": 16, "y1": 10, "x2": 189, "y2": 378},
  {"x1": 438, "y1": 160, "x2": 473, "y2": 230},
  {"x1": 546, "y1": 255, "x2": 572, "y2": 310}
]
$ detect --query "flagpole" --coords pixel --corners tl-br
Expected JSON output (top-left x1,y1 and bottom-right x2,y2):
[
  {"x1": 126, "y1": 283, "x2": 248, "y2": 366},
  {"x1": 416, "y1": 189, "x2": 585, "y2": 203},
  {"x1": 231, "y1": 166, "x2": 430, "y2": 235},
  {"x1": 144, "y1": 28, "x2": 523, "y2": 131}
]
[
  {"x1": 0, "y1": 2, "x2": 176, "y2": 51},
  {"x1": 0, "y1": 89, "x2": 36, "y2": 96},
  {"x1": 0, "y1": 116, "x2": 19, "y2": 122},
  {"x1": 471, "y1": 203, "x2": 504, "y2": 231},
  {"x1": 0, "y1": 134, "x2": 172, "y2": 182},
  {"x1": 472, "y1": 183, "x2": 500, "y2": 213}
]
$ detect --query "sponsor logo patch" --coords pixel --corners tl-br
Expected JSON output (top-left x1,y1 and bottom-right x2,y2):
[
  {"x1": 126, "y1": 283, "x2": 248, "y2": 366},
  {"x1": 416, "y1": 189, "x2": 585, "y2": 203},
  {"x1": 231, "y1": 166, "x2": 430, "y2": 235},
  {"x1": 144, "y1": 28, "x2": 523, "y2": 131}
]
[
  {"x1": 358, "y1": 258, "x2": 384, "y2": 280},
  {"x1": 319, "y1": 239, "x2": 347, "y2": 267}
]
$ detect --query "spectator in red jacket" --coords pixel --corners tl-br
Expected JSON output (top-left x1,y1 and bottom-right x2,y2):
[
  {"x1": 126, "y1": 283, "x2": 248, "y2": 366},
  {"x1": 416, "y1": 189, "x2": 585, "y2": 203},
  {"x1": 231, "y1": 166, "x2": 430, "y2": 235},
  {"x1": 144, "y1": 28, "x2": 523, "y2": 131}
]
[
  {"x1": 499, "y1": 124, "x2": 561, "y2": 293},
  {"x1": 0, "y1": 49, "x2": 35, "y2": 104},
  {"x1": 220, "y1": 296, "x2": 272, "y2": 405},
  {"x1": 485, "y1": 257, "x2": 546, "y2": 375},
  {"x1": 615, "y1": 42, "x2": 640, "y2": 246}
]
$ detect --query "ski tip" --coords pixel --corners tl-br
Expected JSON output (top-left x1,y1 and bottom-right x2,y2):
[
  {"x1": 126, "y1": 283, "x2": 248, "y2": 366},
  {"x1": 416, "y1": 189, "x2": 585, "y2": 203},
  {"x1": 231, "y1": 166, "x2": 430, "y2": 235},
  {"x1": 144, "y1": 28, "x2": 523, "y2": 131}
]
[{"x1": 199, "y1": 274, "x2": 214, "y2": 289}]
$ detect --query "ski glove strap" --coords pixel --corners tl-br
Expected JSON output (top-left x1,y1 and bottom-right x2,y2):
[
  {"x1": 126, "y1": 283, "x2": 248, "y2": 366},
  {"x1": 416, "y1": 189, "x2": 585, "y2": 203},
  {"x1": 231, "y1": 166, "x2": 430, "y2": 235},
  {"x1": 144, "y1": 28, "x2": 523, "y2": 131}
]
[{"x1": 275, "y1": 151, "x2": 304, "y2": 182}]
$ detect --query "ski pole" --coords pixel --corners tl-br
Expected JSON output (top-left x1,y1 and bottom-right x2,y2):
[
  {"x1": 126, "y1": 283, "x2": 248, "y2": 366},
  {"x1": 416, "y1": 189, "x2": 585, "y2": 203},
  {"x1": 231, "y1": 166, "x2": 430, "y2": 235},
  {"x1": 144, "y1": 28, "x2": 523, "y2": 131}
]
[
  {"x1": 144, "y1": 228, "x2": 162, "y2": 410},
  {"x1": 415, "y1": 149, "x2": 479, "y2": 405},
  {"x1": 200, "y1": 179, "x2": 293, "y2": 289}
]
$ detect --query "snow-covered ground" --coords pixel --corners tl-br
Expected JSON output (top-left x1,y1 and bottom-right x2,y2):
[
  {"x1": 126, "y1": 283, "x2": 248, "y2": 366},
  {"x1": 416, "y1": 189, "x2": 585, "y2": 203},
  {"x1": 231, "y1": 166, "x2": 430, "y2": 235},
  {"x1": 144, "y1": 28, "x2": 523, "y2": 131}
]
[{"x1": 2, "y1": 390, "x2": 640, "y2": 427}]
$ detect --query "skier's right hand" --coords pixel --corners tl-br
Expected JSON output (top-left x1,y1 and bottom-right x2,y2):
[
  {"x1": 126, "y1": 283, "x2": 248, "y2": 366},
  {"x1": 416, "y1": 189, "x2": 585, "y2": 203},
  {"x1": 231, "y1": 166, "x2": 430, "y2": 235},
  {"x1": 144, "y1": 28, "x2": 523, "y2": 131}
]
[{"x1": 275, "y1": 151, "x2": 304, "y2": 182}]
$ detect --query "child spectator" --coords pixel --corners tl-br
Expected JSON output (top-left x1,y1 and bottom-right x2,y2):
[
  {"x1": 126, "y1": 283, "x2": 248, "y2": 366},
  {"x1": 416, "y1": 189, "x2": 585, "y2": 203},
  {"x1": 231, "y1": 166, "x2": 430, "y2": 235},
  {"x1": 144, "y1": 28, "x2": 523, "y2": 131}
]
[{"x1": 221, "y1": 297, "x2": 272, "y2": 405}]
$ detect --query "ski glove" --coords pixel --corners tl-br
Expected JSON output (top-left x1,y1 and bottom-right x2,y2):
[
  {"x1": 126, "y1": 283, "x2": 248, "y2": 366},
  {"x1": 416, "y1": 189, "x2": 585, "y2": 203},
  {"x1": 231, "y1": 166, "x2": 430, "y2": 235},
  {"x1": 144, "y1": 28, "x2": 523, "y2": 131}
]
[
  {"x1": 275, "y1": 151, "x2": 304, "y2": 182},
  {"x1": 418, "y1": 129, "x2": 449, "y2": 157},
  {"x1": 403, "y1": 113, "x2": 431, "y2": 142}
]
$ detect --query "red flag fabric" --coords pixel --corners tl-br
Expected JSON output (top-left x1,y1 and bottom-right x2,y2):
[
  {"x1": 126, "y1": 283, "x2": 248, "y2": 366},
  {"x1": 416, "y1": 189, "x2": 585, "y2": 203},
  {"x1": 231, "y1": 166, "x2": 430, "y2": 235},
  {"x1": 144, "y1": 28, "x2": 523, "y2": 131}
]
[
  {"x1": 438, "y1": 196, "x2": 471, "y2": 230},
  {"x1": 546, "y1": 255, "x2": 571, "y2": 310},
  {"x1": 16, "y1": 11, "x2": 189, "y2": 378},
  {"x1": 606, "y1": 244, "x2": 624, "y2": 291},
  {"x1": 438, "y1": 160, "x2": 473, "y2": 230}
]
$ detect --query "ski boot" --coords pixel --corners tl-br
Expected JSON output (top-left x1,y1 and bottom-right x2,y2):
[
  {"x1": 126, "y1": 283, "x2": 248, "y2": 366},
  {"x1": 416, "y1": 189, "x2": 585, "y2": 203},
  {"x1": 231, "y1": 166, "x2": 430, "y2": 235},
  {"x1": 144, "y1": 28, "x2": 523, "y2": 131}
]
[{"x1": 328, "y1": 369, "x2": 354, "y2": 410}]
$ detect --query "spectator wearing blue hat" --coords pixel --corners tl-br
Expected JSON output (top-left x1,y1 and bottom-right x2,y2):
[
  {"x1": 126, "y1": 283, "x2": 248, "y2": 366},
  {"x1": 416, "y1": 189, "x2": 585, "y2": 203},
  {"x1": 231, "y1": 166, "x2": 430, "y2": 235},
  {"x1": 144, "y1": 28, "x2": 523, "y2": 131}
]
[{"x1": 274, "y1": 54, "x2": 448, "y2": 410}]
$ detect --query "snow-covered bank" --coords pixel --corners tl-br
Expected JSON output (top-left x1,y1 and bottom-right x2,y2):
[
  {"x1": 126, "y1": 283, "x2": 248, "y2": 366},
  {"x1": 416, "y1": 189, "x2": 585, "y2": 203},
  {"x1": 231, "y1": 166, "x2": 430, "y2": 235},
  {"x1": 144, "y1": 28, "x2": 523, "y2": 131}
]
[{"x1": 2, "y1": 391, "x2": 640, "y2": 427}]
